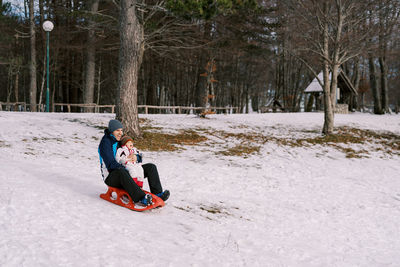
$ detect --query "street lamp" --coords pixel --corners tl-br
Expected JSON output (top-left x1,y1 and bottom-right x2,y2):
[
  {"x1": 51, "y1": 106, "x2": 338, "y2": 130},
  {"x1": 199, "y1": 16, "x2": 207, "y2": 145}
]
[{"x1": 42, "y1": 20, "x2": 54, "y2": 112}]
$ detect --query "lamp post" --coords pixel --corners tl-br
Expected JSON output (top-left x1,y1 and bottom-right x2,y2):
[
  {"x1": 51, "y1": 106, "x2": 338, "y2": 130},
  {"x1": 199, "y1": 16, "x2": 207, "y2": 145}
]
[{"x1": 42, "y1": 20, "x2": 54, "y2": 112}]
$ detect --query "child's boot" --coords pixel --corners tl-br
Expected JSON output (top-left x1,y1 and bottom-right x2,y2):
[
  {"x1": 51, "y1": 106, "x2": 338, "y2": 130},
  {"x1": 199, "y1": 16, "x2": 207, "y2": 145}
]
[{"x1": 140, "y1": 194, "x2": 153, "y2": 206}]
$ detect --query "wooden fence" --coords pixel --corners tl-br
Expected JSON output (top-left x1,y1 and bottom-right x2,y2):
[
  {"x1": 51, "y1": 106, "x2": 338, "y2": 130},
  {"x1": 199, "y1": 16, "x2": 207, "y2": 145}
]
[
  {"x1": 53, "y1": 103, "x2": 115, "y2": 113},
  {"x1": 0, "y1": 102, "x2": 240, "y2": 114},
  {"x1": 137, "y1": 105, "x2": 239, "y2": 114},
  {"x1": 0, "y1": 102, "x2": 30, "y2": 111}
]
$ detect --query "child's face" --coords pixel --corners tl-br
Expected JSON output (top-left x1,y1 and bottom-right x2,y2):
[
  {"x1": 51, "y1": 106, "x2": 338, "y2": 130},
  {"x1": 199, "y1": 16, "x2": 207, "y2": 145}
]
[{"x1": 125, "y1": 140, "x2": 134, "y2": 150}]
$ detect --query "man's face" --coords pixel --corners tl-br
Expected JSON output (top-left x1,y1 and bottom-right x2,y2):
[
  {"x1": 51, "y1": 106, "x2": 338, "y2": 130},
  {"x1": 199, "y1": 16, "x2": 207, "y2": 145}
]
[{"x1": 112, "y1": 129, "x2": 123, "y2": 141}]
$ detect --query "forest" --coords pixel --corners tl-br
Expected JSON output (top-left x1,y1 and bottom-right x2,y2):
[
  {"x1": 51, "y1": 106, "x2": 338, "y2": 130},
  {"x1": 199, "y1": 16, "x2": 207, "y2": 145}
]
[{"x1": 0, "y1": 0, "x2": 399, "y2": 115}]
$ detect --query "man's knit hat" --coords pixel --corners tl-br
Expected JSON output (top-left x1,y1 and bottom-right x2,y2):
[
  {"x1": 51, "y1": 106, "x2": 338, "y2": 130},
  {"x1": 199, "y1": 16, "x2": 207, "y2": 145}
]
[
  {"x1": 120, "y1": 135, "x2": 134, "y2": 146},
  {"x1": 108, "y1": 119, "x2": 123, "y2": 133}
]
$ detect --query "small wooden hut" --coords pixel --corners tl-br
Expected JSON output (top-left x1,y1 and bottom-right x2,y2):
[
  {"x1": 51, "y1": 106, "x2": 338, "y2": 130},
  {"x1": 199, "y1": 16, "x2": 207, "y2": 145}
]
[{"x1": 304, "y1": 70, "x2": 357, "y2": 113}]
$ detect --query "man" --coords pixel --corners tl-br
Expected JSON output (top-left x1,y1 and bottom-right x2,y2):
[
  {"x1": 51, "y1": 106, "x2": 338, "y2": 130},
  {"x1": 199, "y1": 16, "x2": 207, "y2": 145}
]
[{"x1": 98, "y1": 119, "x2": 170, "y2": 205}]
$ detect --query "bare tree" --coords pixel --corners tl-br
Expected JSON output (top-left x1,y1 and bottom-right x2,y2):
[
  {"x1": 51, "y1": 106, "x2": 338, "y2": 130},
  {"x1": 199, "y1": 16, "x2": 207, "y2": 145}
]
[
  {"x1": 284, "y1": 0, "x2": 372, "y2": 134},
  {"x1": 83, "y1": 0, "x2": 99, "y2": 112},
  {"x1": 29, "y1": 0, "x2": 37, "y2": 111},
  {"x1": 377, "y1": 0, "x2": 399, "y2": 113}
]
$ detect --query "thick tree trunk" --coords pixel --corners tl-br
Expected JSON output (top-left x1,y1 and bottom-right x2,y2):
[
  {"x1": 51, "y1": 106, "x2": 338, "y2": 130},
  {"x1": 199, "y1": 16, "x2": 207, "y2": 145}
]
[
  {"x1": 29, "y1": 0, "x2": 37, "y2": 111},
  {"x1": 306, "y1": 94, "x2": 314, "y2": 112},
  {"x1": 322, "y1": 3, "x2": 334, "y2": 135},
  {"x1": 83, "y1": 0, "x2": 99, "y2": 112},
  {"x1": 377, "y1": 0, "x2": 393, "y2": 114},
  {"x1": 379, "y1": 56, "x2": 389, "y2": 113},
  {"x1": 322, "y1": 63, "x2": 333, "y2": 135},
  {"x1": 360, "y1": 92, "x2": 365, "y2": 111},
  {"x1": 195, "y1": 53, "x2": 208, "y2": 111},
  {"x1": 324, "y1": 1, "x2": 344, "y2": 134},
  {"x1": 251, "y1": 94, "x2": 259, "y2": 112},
  {"x1": 195, "y1": 22, "x2": 212, "y2": 113},
  {"x1": 293, "y1": 66, "x2": 303, "y2": 112},
  {"x1": 349, "y1": 59, "x2": 360, "y2": 111},
  {"x1": 116, "y1": 0, "x2": 144, "y2": 138},
  {"x1": 368, "y1": 56, "x2": 382, "y2": 114}
]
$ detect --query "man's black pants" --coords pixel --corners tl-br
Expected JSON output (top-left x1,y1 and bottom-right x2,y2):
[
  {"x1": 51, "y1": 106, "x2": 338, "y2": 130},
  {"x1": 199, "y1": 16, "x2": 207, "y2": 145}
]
[{"x1": 104, "y1": 163, "x2": 163, "y2": 202}]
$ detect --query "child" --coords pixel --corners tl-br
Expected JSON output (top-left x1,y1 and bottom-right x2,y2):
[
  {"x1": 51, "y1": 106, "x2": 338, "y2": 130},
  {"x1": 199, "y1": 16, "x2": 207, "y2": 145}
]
[{"x1": 115, "y1": 136, "x2": 145, "y2": 188}]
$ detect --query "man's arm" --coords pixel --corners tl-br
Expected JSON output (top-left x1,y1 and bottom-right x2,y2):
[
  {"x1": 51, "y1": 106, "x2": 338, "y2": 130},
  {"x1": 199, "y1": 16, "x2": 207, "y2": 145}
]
[{"x1": 99, "y1": 138, "x2": 124, "y2": 171}]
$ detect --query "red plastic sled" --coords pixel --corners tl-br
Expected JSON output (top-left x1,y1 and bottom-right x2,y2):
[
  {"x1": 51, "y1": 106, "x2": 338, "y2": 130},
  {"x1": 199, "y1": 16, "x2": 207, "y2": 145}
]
[{"x1": 100, "y1": 186, "x2": 165, "y2": 212}]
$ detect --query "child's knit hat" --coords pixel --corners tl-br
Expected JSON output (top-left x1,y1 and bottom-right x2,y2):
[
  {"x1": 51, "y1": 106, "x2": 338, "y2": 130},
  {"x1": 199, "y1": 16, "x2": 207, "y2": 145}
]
[{"x1": 120, "y1": 135, "x2": 134, "y2": 146}]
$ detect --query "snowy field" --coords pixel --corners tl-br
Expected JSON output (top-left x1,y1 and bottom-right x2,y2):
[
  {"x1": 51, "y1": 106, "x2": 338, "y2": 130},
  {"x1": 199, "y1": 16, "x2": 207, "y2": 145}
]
[{"x1": 0, "y1": 111, "x2": 399, "y2": 267}]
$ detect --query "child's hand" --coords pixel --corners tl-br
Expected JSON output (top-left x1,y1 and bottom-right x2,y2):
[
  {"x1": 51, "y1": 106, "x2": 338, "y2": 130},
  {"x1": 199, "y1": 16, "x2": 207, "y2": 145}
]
[{"x1": 127, "y1": 154, "x2": 137, "y2": 162}]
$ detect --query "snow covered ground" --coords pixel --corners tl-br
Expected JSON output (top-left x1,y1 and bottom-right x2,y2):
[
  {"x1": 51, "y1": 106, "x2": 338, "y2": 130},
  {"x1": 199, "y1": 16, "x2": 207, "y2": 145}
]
[{"x1": 0, "y1": 111, "x2": 399, "y2": 267}]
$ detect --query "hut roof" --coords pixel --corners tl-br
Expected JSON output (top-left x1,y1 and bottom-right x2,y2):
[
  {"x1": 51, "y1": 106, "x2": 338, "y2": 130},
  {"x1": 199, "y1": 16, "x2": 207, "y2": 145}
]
[{"x1": 304, "y1": 70, "x2": 357, "y2": 95}]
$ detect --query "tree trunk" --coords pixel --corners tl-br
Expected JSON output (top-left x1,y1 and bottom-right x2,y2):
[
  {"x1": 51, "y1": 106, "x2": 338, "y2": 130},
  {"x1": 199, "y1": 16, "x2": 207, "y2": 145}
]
[
  {"x1": 305, "y1": 94, "x2": 314, "y2": 112},
  {"x1": 195, "y1": 22, "x2": 212, "y2": 113},
  {"x1": 352, "y1": 59, "x2": 360, "y2": 110},
  {"x1": 233, "y1": 56, "x2": 240, "y2": 113},
  {"x1": 195, "y1": 53, "x2": 208, "y2": 111},
  {"x1": 23, "y1": 0, "x2": 28, "y2": 19},
  {"x1": 360, "y1": 92, "x2": 365, "y2": 111},
  {"x1": 322, "y1": 3, "x2": 333, "y2": 135},
  {"x1": 70, "y1": 54, "x2": 79, "y2": 111},
  {"x1": 379, "y1": 56, "x2": 389, "y2": 113},
  {"x1": 377, "y1": 0, "x2": 394, "y2": 114},
  {"x1": 145, "y1": 55, "x2": 157, "y2": 110},
  {"x1": 293, "y1": 65, "x2": 303, "y2": 112},
  {"x1": 330, "y1": 64, "x2": 339, "y2": 111},
  {"x1": 83, "y1": 0, "x2": 99, "y2": 112},
  {"x1": 96, "y1": 58, "x2": 101, "y2": 107},
  {"x1": 322, "y1": 63, "x2": 333, "y2": 135},
  {"x1": 116, "y1": 0, "x2": 144, "y2": 138},
  {"x1": 244, "y1": 88, "x2": 249, "y2": 114},
  {"x1": 368, "y1": 56, "x2": 382, "y2": 114},
  {"x1": 14, "y1": 71, "x2": 19, "y2": 110},
  {"x1": 324, "y1": 0, "x2": 346, "y2": 134},
  {"x1": 29, "y1": 0, "x2": 37, "y2": 111},
  {"x1": 6, "y1": 65, "x2": 12, "y2": 104}
]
